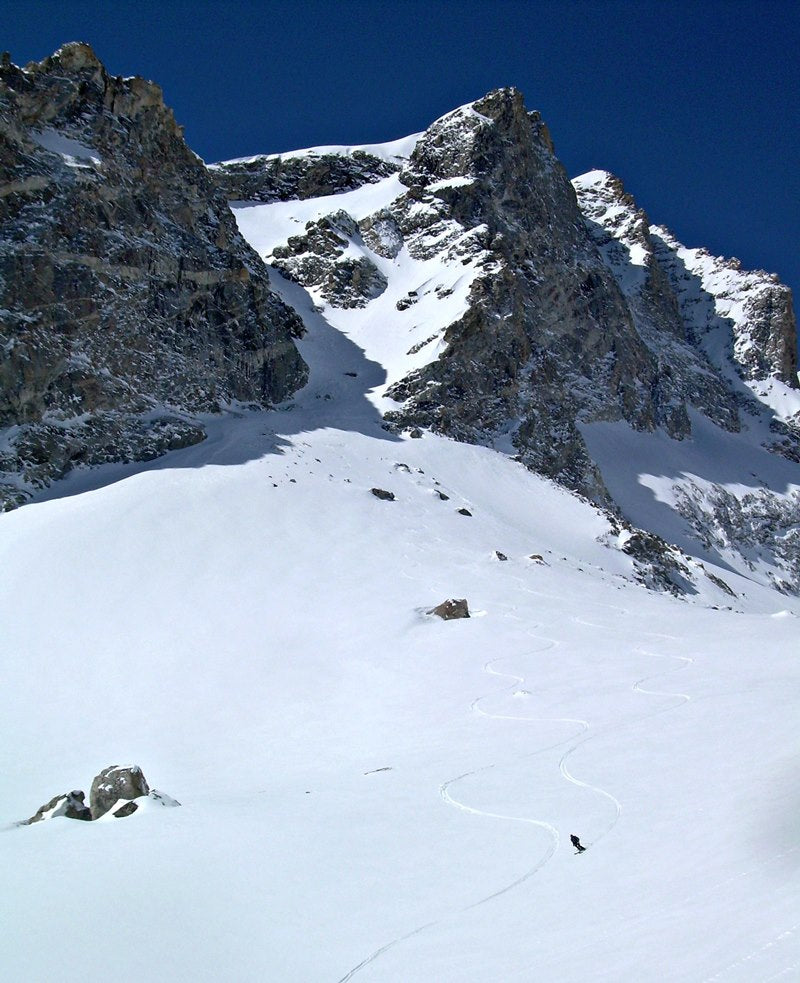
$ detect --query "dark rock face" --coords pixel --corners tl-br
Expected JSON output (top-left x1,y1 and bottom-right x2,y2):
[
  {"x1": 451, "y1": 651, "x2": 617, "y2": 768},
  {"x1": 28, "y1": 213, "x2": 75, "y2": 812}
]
[
  {"x1": 111, "y1": 800, "x2": 139, "y2": 818},
  {"x1": 429, "y1": 598, "x2": 470, "y2": 620},
  {"x1": 616, "y1": 528, "x2": 704, "y2": 596},
  {"x1": 271, "y1": 211, "x2": 387, "y2": 308},
  {"x1": 215, "y1": 85, "x2": 799, "y2": 596},
  {"x1": 90, "y1": 764, "x2": 150, "y2": 819},
  {"x1": 210, "y1": 149, "x2": 397, "y2": 203},
  {"x1": 0, "y1": 43, "x2": 307, "y2": 508},
  {"x1": 25, "y1": 789, "x2": 92, "y2": 823},
  {"x1": 370, "y1": 90, "x2": 798, "y2": 501},
  {"x1": 375, "y1": 89, "x2": 688, "y2": 500}
]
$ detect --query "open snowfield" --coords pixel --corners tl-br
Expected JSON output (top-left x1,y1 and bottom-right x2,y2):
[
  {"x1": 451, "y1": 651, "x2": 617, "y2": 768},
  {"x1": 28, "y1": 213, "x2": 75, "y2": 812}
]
[{"x1": 3, "y1": 176, "x2": 800, "y2": 982}]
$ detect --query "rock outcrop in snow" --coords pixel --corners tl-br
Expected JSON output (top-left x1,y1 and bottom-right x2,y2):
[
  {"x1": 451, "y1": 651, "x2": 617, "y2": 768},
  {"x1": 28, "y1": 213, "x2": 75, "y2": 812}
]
[
  {"x1": 211, "y1": 148, "x2": 397, "y2": 203},
  {"x1": 25, "y1": 789, "x2": 92, "y2": 824},
  {"x1": 22, "y1": 764, "x2": 179, "y2": 825},
  {"x1": 272, "y1": 210, "x2": 388, "y2": 308},
  {"x1": 429, "y1": 598, "x2": 471, "y2": 620},
  {"x1": 0, "y1": 43, "x2": 308, "y2": 508},
  {"x1": 90, "y1": 764, "x2": 150, "y2": 819}
]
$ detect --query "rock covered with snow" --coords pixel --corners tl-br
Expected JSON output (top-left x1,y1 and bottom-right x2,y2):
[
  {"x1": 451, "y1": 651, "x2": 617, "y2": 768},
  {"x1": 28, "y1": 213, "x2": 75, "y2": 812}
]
[
  {"x1": 271, "y1": 210, "x2": 388, "y2": 308},
  {"x1": 90, "y1": 764, "x2": 150, "y2": 819},
  {"x1": 375, "y1": 89, "x2": 697, "y2": 497},
  {"x1": 211, "y1": 148, "x2": 398, "y2": 203},
  {"x1": 0, "y1": 43, "x2": 307, "y2": 508},
  {"x1": 25, "y1": 789, "x2": 92, "y2": 824},
  {"x1": 429, "y1": 598, "x2": 470, "y2": 620},
  {"x1": 573, "y1": 169, "x2": 797, "y2": 413},
  {"x1": 21, "y1": 764, "x2": 180, "y2": 825}
]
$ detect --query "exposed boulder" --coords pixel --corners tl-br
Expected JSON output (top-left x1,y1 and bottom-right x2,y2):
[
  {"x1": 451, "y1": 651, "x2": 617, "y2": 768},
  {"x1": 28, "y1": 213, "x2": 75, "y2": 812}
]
[
  {"x1": 90, "y1": 764, "x2": 150, "y2": 819},
  {"x1": 22, "y1": 765, "x2": 179, "y2": 825},
  {"x1": 371, "y1": 487, "x2": 395, "y2": 501},
  {"x1": 429, "y1": 598, "x2": 470, "y2": 620},
  {"x1": 110, "y1": 800, "x2": 140, "y2": 818},
  {"x1": 25, "y1": 789, "x2": 92, "y2": 824}
]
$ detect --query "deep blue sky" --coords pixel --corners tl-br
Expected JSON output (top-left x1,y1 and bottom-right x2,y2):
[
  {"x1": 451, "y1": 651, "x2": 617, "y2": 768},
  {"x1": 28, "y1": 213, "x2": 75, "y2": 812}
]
[{"x1": 6, "y1": 0, "x2": 799, "y2": 299}]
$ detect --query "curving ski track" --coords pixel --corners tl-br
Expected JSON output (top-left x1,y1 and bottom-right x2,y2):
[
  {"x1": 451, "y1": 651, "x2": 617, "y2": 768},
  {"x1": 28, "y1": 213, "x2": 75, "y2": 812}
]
[{"x1": 337, "y1": 613, "x2": 696, "y2": 981}]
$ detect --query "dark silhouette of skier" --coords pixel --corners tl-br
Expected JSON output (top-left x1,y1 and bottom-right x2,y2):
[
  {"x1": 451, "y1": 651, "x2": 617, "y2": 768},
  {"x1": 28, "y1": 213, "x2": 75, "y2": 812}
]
[{"x1": 570, "y1": 834, "x2": 586, "y2": 853}]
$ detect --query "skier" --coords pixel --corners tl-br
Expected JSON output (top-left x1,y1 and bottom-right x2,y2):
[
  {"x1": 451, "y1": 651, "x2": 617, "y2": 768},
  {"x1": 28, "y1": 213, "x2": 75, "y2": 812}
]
[{"x1": 570, "y1": 834, "x2": 586, "y2": 853}]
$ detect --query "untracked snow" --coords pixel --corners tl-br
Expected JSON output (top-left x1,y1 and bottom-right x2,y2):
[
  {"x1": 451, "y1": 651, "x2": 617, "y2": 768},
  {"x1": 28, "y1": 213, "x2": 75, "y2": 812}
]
[{"x1": 2, "y1": 136, "x2": 800, "y2": 983}]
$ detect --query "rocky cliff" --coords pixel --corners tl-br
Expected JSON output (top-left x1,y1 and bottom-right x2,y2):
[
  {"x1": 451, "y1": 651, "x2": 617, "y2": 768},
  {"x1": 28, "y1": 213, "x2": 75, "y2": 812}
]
[
  {"x1": 221, "y1": 87, "x2": 800, "y2": 593},
  {"x1": 0, "y1": 43, "x2": 307, "y2": 507},
  {"x1": 210, "y1": 148, "x2": 397, "y2": 203},
  {"x1": 233, "y1": 88, "x2": 797, "y2": 502}
]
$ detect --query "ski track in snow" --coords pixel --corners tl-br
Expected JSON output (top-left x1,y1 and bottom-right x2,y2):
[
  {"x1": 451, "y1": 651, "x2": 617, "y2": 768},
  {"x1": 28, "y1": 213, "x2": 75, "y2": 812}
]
[
  {"x1": 558, "y1": 620, "x2": 800, "y2": 983},
  {"x1": 702, "y1": 919, "x2": 800, "y2": 983},
  {"x1": 336, "y1": 632, "x2": 572, "y2": 982},
  {"x1": 632, "y1": 648, "x2": 693, "y2": 706},
  {"x1": 442, "y1": 641, "x2": 581, "y2": 907},
  {"x1": 337, "y1": 595, "x2": 702, "y2": 981},
  {"x1": 337, "y1": 622, "x2": 625, "y2": 981},
  {"x1": 336, "y1": 921, "x2": 441, "y2": 983}
]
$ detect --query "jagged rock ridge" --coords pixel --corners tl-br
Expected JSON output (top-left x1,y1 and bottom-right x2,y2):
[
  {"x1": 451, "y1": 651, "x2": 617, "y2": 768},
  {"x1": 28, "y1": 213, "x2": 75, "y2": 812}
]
[
  {"x1": 0, "y1": 43, "x2": 308, "y2": 508},
  {"x1": 210, "y1": 148, "x2": 398, "y2": 203},
  {"x1": 220, "y1": 87, "x2": 799, "y2": 594}
]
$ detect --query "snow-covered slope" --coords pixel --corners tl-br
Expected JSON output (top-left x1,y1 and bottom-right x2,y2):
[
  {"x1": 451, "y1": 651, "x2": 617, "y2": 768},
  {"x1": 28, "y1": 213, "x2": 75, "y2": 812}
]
[
  {"x1": 3, "y1": 85, "x2": 800, "y2": 982},
  {"x1": 2, "y1": 223, "x2": 800, "y2": 981}
]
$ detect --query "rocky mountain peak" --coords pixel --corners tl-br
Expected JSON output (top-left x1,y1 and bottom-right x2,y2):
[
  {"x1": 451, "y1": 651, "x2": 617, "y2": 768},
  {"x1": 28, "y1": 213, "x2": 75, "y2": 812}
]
[
  {"x1": 222, "y1": 84, "x2": 800, "y2": 591},
  {"x1": 401, "y1": 87, "x2": 563, "y2": 209},
  {"x1": 575, "y1": 169, "x2": 798, "y2": 394},
  {"x1": 0, "y1": 45, "x2": 307, "y2": 508},
  {"x1": 44, "y1": 40, "x2": 104, "y2": 73},
  {"x1": 402, "y1": 88, "x2": 527, "y2": 181}
]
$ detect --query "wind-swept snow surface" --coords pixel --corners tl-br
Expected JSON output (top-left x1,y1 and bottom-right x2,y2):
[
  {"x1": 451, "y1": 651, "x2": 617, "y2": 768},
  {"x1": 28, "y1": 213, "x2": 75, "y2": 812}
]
[{"x1": 2, "y1": 139, "x2": 800, "y2": 982}]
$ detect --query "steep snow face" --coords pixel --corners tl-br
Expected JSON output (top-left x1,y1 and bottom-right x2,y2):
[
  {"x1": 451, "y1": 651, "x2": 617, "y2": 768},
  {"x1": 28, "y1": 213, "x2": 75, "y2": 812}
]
[
  {"x1": 230, "y1": 139, "x2": 490, "y2": 401},
  {"x1": 1, "y1": 253, "x2": 799, "y2": 981}
]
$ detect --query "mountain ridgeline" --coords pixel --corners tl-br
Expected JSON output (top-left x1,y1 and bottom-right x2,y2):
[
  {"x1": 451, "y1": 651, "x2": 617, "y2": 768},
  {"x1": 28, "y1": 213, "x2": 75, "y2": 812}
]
[
  {"x1": 1, "y1": 46, "x2": 798, "y2": 593},
  {"x1": 0, "y1": 43, "x2": 306, "y2": 507}
]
